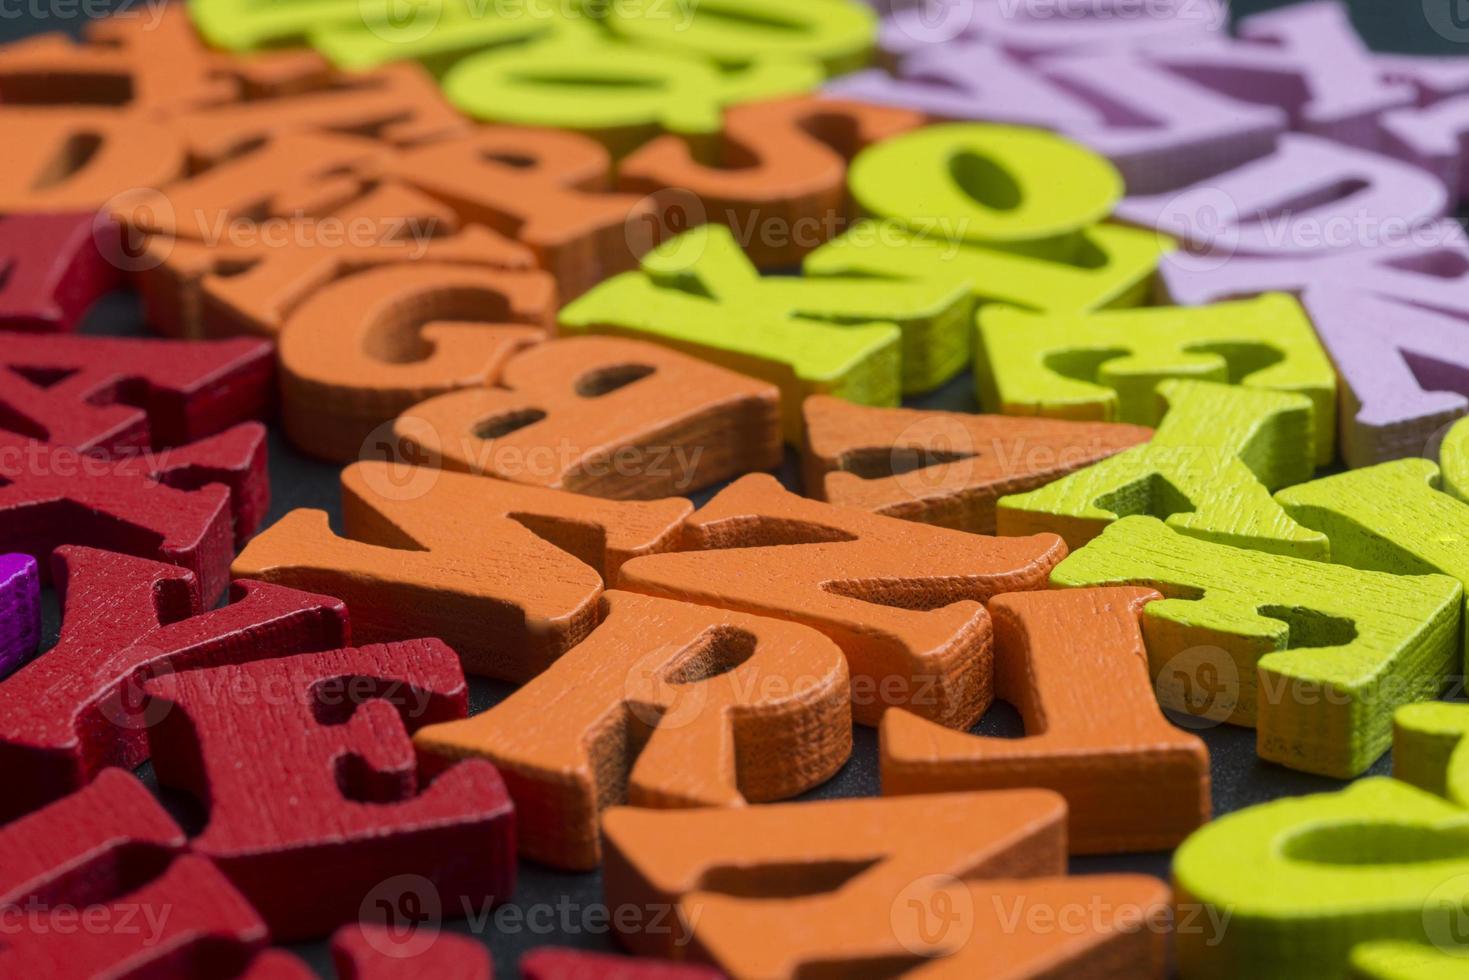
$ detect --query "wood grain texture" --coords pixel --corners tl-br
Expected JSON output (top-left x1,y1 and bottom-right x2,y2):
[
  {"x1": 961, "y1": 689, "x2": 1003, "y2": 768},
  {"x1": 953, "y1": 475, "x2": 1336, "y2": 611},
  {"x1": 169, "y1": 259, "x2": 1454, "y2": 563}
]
[
  {"x1": 1051, "y1": 516, "x2": 1463, "y2": 777},
  {"x1": 146, "y1": 422, "x2": 272, "y2": 548},
  {"x1": 0, "y1": 332, "x2": 272, "y2": 454},
  {"x1": 0, "y1": 424, "x2": 269, "y2": 603},
  {"x1": 0, "y1": 769, "x2": 270, "y2": 979},
  {"x1": 603, "y1": 789, "x2": 1065, "y2": 960},
  {"x1": 0, "y1": 212, "x2": 121, "y2": 333},
  {"x1": 234, "y1": 463, "x2": 690, "y2": 681},
  {"x1": 998, "y1": 380, "x2": 1328, "y2": 558},
  {"x1": 145, "y1": 640, "x2": 515, "y2": 941},
  {"x1": 801, "y1": 395, "x2": 1151, "y2": 534},
  {"x1": 617, "y1": 473, "x2": 1065, "y2": 728},
  {"x1": 384, "y1": 127, "x2": 657, "y2": 299},
  {"x1": 805, "y1": 219, "x2": 1168, "y2": 315},
  {"x1": 0, "y1": 553, "x2": 39, "y2": 678},
  {"x1": 619, "y1": 94, "x2": 923, "y2": 269},
  {"x1": 601, "y1": 792, "x2": 1168, "y2": 977},
  {"x1": 397, "y1": 336, "x2": 781, "y2": 499},
  {"x1": 1445, "y1": 416, "x2": 1469, "y2": 502},
  {"x1": 1277, "y1": 454, "x2": 1469, "y2": 660},
  {"x1": 415, "y1": 590, "x2": 851, "y2": 869},
  {"x1": 332, "y1": 924, "x2": 491, "y2": 980},
  {"x1": 882, "y1": 587, "x2": 1210, "y2": 854},
  {"x1": 278, "y1": 262, "x2": 550, "y2": 462},
  {"x1": 976, "y1": 293, "x2": 1338, "y2": 466},
  {"x1": 0, "y1": 545, "x2": 347, "y2": 821},
  {"x1": 1173, "y1": 777, "x2": 1469, "y2": 980}
]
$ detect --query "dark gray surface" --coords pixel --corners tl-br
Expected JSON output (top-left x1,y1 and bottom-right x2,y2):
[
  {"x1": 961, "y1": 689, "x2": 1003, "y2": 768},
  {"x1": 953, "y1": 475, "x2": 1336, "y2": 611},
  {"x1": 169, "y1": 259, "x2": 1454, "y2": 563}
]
[{"x1": 6, "y1": 1, "x2": 1458, "y2": 975}]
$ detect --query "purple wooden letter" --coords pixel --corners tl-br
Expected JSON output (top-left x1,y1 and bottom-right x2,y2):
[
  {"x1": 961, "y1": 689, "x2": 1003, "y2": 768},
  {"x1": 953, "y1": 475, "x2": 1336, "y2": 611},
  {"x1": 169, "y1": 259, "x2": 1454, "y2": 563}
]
[
  {"x1": 1158, "y1": 220, "x2": 1469, "y2": 313},
  {"x1": 826, "y1": 42, "x2": 1099, "y2": 128},
  {"x1": 1144, "y1": 1, "x2": 1414, "y2": 148},
  {"x1": 1040, "y1": 50, "x2": 1285, "y2": 193},
  {"x1": 1116, "y1": 135, "x2": 1448, "y2": 258},
  {"x1": 1382, "y1": 95, "x2": 1469, "y2": 202},
  {"x1": 1303, "y1": 287, "x2": 1469, "y2": 467},
  {"x1": 0, "y1": 554, "x2": 39, "y2": 678},
  {"x1": 878, "y1": 0, "x2": 1224, "y2": 59}
]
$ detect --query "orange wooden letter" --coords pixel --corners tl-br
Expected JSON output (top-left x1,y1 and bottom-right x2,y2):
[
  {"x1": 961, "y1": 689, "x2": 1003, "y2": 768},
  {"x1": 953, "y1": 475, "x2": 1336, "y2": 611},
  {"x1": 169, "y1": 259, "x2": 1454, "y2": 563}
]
[
  {"x1": 883, "y1": 587, "x2": 1211, "y2": 853},
  {"x1": 416, "y1": 589, "x2": 852, "y2": 869},
  {"x1": 602, "y1": 792, "x2": 1168, "y2": 976},
  {"x1": 278, "y1": 263, "x2": 552, "y2": 461},
  {"x1": 232, "y1": 463, "x2": 690, "y2": 681},
  {"x1": 618, "y1": 474, "x2": 1066, "y2": 728},
  {"x1": 397, "y1": 336, "x2": 781, "y2": 498}
]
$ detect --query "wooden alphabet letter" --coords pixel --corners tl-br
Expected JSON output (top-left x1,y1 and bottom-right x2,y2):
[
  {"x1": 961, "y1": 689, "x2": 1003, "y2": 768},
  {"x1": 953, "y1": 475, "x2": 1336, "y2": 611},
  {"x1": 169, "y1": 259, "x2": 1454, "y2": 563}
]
[
  {"x1": 997, "y1": 380, "x2": 1328, "y2": 558},
  {"x1": 976, "y1": 293, "x2": 1337, "y2": 465},
  {"x1": 0, "y1": 770, "x2": 269, "y2": 978},
  {"x1": 0, "y1": 546, "x2": 346, "y2": 820},
  {"x1": 144, "y1": 640, "x2": 515, "y2": 940},
  {"x1": 882, "y1": 587, "x2": 1210, "y2": 853},
  {"x1": 618, "y1": 474, "x2": 1065, "y2": 728},
  {"x1": 396, "y1": 336, "x2": 780, "y2": 499},
  {"x1": 801, "y1": 395, "x2": 1151, "y2": 534},
  {"x1": 1051, "y1": 516, "x2": 1463, "y2": 777},
  {"x1": 233, "y1": 464, "x2": 689, "y2": 681},
  {"x1": 415, "y1": 590, "x2": 851, "y2": 869},
  {"x1": 0, "y1": 212, "x2": 120, "y2": 333},
  {"x1": 602, "y1": 792, "x2": 1168, "y2": 975},
  {"x1": 278, "y1": 263, "x2": 551, "y2": 462}
]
